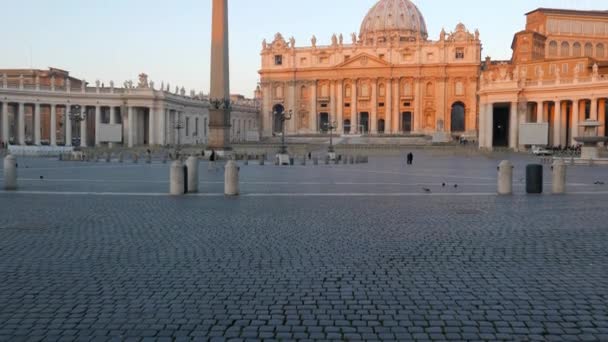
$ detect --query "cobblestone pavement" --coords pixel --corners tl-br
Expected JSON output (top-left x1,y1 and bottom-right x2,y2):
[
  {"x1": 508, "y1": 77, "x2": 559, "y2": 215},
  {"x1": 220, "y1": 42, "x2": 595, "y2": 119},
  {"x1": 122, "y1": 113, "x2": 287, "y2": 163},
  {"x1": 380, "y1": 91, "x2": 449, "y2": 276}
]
[{"x1": 0, "y1": 153, "x2": 607, "y2": 341}]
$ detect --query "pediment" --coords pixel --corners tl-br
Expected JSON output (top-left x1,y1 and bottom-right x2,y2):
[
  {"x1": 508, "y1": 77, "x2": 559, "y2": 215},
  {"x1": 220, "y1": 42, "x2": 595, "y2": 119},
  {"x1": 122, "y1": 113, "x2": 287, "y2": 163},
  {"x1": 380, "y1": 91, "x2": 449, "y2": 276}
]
[{"x1": 336, "y1": 53, "x2": 391, "y2": 69}]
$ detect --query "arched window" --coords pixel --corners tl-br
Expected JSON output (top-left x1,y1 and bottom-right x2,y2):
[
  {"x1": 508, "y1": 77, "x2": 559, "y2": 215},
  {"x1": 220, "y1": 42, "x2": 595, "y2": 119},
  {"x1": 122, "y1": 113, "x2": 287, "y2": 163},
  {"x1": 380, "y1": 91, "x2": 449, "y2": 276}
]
[
  {"x1": 450, "y1": 102, "x2": 466, "y2": 132},
  {"x1": 572, "y1": 42, "x2": 582, "y2": 57},
  {"x1": 548, "y1": 41, "x2": 558, "y2": 57},
  {"x1": 272, "y1": 104, "x2": 285, "y2": 133},
  {"x1": 585, "y1": 43, "x2": 593, "y2": 57},
  {"x1": 561, "y1": 42, "x2": 570, "y2": 57},
  {"x1": 426, "y1": 82, "x2": 434, "y2": 96},
  {"x1": 597, "y1": 44, "x2": 605, "y2": 59}
]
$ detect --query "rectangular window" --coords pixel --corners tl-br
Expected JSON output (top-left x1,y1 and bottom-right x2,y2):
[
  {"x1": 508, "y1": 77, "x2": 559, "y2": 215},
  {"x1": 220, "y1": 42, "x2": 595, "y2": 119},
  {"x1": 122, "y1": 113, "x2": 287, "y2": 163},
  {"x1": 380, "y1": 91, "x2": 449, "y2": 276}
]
[
  {"x1": 403, "y1": 102, "x2": 411, "y2": 107},
  {"x1": 185, "y1": 117, "x2": 190, "y2": 136},
  {"x1": 345, "y1": 103, "x2": 351, "y2": 108},
  {"x1": 379, "y1": 103, "x2": 385, "y2": 107},
  {"x1": 320, "y1": 103, "x2": 328, "y2": 108},
  {"x1": 274, "y1": 55, "x2": 283, "y2": 65},
  {"x1": 455, "y1": 48, "x2": 465, "y2": 59}
]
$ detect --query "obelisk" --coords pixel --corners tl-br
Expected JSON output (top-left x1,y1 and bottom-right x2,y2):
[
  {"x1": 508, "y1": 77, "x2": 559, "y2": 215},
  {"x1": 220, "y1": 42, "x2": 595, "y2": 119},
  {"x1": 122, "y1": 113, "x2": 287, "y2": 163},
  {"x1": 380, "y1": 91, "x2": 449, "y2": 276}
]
[{"x1": 208, "y1": 0, "x2": 231, "y2": 151}]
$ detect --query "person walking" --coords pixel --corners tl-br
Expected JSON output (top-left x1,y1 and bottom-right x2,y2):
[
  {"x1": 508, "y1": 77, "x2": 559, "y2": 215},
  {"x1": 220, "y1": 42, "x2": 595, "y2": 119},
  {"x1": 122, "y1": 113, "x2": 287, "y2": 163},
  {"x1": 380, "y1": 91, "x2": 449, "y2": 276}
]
[
  {"x1": 208, "y1": 149, "x2": 217, "y2": 171},
  {"x1": 407, "y1": 152, "x2": 414, "y2": 165}
]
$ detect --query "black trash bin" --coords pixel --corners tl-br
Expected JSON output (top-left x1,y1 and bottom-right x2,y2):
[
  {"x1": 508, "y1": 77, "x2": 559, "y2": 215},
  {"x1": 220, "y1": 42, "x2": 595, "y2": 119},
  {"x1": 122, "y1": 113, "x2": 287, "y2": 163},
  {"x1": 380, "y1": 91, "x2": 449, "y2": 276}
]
[
  {"x1": 183, "y1": 165, "x2": 188, "y2": 194},
  {"x1": 526, "y1": 164, "x2": 543, "y2": 194}
]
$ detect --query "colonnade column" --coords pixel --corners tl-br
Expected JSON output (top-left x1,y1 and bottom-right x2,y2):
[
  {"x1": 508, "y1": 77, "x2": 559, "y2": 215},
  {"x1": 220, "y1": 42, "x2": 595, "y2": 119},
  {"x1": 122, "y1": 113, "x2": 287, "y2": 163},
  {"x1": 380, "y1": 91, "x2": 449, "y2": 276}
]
[
  {"x1": 414, "y1": 79, "x2": 422, "y2": 132},
  {"x1": 553, "y1": 100, "x2": 562, "y2": 147},
  {"x1": 479, "y1": 102, "x2": 486, "y2": 148},
  {"x1": 309, "y1": 81, "x2": 317, "y2": 133},
  {"x1": 590, "y1": 98, "x2": 598, "y2": 121},
  {"x1": 148, "y1": 107, "x2": 155, "y2": 146},
  {"x1": 34, "y1": 103, "x2": 41, "y2": 145},
  {"x1": 80, "y1": 107, "x2": 88, "y2": 148},
  {"x1": 351, "y1": 79, "x2": 358, "y2": 134},
  {"x1": 329, "y1": 81, "x2": 336, "y2": 129},
  {"x1": 50, "y1": 104, "x2": 57, "y2": 146},
  {"x1": 108, "y1": 106, "x2": 115, "y2": 148},
  {"x1": 95, "y1": 106, "x2": 101, "y2": 146},
  {"x1": 65, "y1": 105, "x2": 72, "y2": 147},
  {"x1": 128, "y1": 106, "x2": 135, "y2": 148},
  {"x1": 509, "y1": 102, "x2": 518, "y2": 150},
  {"x1": 18, "y1": 103, "x2": 25, "y2": 145},
  {"x1": 386, "y1": 79, "x2": 392, "y2": 134},
  {"x1": 2, "y1": 102, "x2": 8, "y2": 145},
  {"x1": 158, "y1": 108, "x2": 166, "y2": 146},
  {"x1": 392, "y1": 79, "x2": 399, "y2": 133},
  {"x1": 537, "y1": 102, "x2": 543, "y2": 123},
  {"x1": 571, "y1": 100, "x2": 579, "y2": 145},
  {"x1": 336, "y1": 80, "x2": 343, "y2": 134},
  {"x1": 370, "y1": 78, "x2": 377, "y2": 134}
]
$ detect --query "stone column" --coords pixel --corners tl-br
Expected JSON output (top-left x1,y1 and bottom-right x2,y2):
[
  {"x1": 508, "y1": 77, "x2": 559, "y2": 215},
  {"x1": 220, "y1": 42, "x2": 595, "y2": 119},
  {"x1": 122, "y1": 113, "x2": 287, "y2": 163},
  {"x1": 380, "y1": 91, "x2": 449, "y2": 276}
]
[
  {"x1": 310, "y1": 81, "x2": 317, "y2": 133},
  {"x1": 128, "y1": 106, "x2": 135, "y2": 148},
  {"x1": 80, "y1": 107, "x2": 88, "y2": 148},
  {"x1": 414, "y1": 78, "x2": 422, "y2": 132},
  {"x1": 1, "y1": 102, "x2": 8, "y2": 145},
  {"x1": 18, "y1": 103, "x2": 25, "y2": 145},
  {"x1": 108, "y1": 106, "x2": 116, "y2": 148},
  {"x1": 393, "y1": 79, "x2": 399, "y2": 133},
  {"x1": 148, "y1": 107, "x2": 155, "y2": 146},
  {"x1": 590, "y1": 97, "x2": 598, "y2": 121},
  {"x1": 509, "y1": 102, "x2": 518, "y2": 150},
  {"x1": 336, "y1": 80, "x2": 343, "y2": 134},
  {"x1": 571, "y1": 100, "x2": 579, "y2": 145},
  {"x1": 34, "y1": 103, "x2": 41, "y2": 145},
  {"x1": 329, "y1": 81, "x2": 336, "y2": 128},
  {"x1": 351, "y1": 79, "x2": 358, "y2": 134},
  {"x1": 537, "y1": 102, "x2": 543, "y2": 123},
  {"x1": 599, "y1": 99, "x2": 606, "y2": 138},
  {"x1": 370, "y1": 78, "x2": 377, "y2": 134},
  {"x1": 386, "y1": 79, "x2": 392, "y2": 134},
  {"x1": 479, "y1": 101, "x2": 486, "y2": 148},
  {"x1": 553, "y1": 100, "x2": 561, "y2": 147},
  {"x1": 158, "y1": 108, "x2": 166, "y2": 146},
  {"x1": 65, "y1": 105, "x2": 72, "y2": 147},
  {"x1": 208, "y1": 0, "x2": 231, "y2": 150},
  {"x1": 50, "y1": 104, "x2": 57, "y2": 146},
  {"x1": 95, "y1": 105, "x2": 101, "y2": 146}
]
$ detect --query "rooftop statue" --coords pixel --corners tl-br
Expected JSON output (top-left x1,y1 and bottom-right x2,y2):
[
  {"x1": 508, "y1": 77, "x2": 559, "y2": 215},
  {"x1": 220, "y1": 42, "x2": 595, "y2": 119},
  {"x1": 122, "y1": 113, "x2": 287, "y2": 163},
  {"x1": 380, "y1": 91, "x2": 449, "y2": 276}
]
[{"x1": 138, "y1": 73, "x2": 149, "y2": 88}]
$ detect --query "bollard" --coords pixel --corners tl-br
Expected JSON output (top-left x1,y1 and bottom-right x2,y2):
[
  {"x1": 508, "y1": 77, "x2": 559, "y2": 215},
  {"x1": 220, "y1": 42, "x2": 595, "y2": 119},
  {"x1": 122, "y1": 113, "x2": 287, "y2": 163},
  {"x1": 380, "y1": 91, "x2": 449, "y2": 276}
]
[
  {"x1": 3, "y1": 154, "x2": 17, "y2": 191},
  {"x1": 186, "y1": 156, "x2": 199, "y2": 193},
  {"x1": 169, "y1": 160, "x2": 185, "y2": 195},
  {"x1": 552, "y1": 159, "x2": 567, "y2": 194},
  {"x1": 526, "y1": 164, "x2": 543, "y2": 194},
  {"x1": 497, "y1": 160, "x2": 513, "y2": 195},
  {"x1": 224, "y1": 160, "x2": 239, "y2": 196}
]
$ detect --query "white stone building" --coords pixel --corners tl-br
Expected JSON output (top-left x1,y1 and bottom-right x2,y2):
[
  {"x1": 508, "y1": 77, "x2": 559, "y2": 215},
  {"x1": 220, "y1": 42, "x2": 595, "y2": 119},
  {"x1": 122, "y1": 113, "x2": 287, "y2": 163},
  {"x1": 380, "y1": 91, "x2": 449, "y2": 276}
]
[{"x1": 0, "y1": 71, "x2": 260, "y2": 149}]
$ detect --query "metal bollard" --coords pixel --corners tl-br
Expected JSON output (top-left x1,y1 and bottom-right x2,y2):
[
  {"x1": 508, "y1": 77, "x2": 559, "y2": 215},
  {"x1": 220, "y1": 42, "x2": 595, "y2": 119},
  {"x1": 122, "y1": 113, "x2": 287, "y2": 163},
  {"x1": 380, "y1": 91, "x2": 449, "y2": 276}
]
[
  {"x1": 552, "y1": 159, "x2": 567, "y2": 194},
  {"x1": 3, "y1": 154, "x2": 17, "y2": 191},
  {"x1": 169, "y1": 160, "x2": 185, "y2": 195},
  {"x1": 186, "y1": 156, "x2": 199, "y2": 193},
  {"x1": 497, "y1": 160, "x2": 513, "y2": 195},
  {"x1": 224, "y1": 160, "x2": 239, "y2": 196}
]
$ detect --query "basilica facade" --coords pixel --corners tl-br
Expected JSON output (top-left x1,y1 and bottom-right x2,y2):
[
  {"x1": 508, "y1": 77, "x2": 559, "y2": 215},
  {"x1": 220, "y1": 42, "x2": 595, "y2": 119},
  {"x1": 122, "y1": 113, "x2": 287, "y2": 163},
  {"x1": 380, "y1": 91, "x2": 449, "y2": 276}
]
[{"x1": 258, "y1": 0, "x2": 481, "y2": 139}]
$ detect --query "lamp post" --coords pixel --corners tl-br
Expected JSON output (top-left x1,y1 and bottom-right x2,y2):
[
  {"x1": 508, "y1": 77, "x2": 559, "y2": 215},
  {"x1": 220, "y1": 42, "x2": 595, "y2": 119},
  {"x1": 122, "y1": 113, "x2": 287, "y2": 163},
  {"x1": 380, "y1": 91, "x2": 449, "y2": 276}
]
[
  {"x1": 325, "y1": 120, "x2": 337, "y2": 153},
  {"x1": 275, "y1": 108, "x2": 293, "y2": 154},
  {"x1": 68, "y1": 105, "x2": 87, "y2": 150},
  {"x1": 172, "y1": 118, "x2": 185, "y2": 159}
]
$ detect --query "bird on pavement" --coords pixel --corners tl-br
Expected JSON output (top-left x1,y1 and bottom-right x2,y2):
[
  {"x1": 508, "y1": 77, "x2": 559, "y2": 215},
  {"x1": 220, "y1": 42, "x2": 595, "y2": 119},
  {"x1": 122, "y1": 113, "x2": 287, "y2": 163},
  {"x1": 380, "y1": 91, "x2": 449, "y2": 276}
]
[
  {"x1": 442, "y1": 183, "x2": 446, "y2": 187},
  {"x1": 454, "y1": 184, "x2": 459, "y2": 189},
  {"x1": 422, "y1": 187, "x2": 432, "y2": 193},
  {"x1": 594, "y1": 181, "x2": 605, "y2": 185}
]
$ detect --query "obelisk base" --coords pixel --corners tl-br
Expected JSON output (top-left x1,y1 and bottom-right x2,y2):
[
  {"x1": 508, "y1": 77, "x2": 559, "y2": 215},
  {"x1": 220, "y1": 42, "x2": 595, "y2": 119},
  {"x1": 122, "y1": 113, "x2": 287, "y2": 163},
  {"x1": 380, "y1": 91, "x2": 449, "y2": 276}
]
[{"x1": 208, "y1": 108, "x2": 232, "y2": 156}]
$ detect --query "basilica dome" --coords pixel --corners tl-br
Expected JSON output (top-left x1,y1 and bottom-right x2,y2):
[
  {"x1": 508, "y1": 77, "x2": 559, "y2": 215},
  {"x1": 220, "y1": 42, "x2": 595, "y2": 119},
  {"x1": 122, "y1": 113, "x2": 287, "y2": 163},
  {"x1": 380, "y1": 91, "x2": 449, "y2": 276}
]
[{"x1": 359, "y1": 0, "x2": 428, "y2": 44}]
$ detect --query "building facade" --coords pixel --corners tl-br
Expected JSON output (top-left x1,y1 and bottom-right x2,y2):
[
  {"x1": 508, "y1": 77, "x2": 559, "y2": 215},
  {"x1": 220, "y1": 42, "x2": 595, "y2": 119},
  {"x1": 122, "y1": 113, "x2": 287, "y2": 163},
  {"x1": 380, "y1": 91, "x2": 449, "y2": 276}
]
[
  {"x1": 479, "y1": 8, "x2": 608, "y2": 150},
  {"x1": 0, "y1": 70, "x2": 259, "y2": 148},
  {"x1": 258, "y1": 0, "x2": 481, "y2": 139}
]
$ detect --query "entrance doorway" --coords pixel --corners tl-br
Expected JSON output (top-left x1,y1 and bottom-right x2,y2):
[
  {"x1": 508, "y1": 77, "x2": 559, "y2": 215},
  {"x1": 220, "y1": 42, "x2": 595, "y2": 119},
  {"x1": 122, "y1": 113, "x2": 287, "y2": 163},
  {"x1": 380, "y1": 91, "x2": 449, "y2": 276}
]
[
  {"x1": 450, "y1": 102, "x2": 465, "y2": 132},
  {"x1": 493, "y1": 105, "x2": 509, "y2": 147},
  {"x1": 378, "y1": 119, "x2": 385, "y2": 134},
  {"x1": 343, "y1": 119, "x2": 351, "y2": 134},
  {"x1": 319, "y1": 113, "x2": 329, "y2": 132},
  {"x1": 272, "y1": 104, "x2": 284, "y2": 133},
  {"x1": 359, "y1": 112, "x2": 369, "y2": 134},
  {"x1": 401, "y1": 112, "x2": 412, "y2": 133}
]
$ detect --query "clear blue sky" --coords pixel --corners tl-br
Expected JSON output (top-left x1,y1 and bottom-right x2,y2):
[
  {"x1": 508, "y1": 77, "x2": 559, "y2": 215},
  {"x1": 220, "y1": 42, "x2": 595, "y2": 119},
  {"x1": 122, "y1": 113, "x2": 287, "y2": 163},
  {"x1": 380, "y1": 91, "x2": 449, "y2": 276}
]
[{"x1": 2, "y1": 0, "x2": 599, "y2": 96}]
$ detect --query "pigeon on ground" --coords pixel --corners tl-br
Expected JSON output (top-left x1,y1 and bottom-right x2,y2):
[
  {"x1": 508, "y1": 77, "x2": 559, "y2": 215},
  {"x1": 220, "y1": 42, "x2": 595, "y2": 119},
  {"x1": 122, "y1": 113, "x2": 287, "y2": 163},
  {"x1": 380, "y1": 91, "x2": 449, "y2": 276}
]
[
  {"x1": 442, "y1": 183, "x2": 446, "y2": 187},
  {"x1": 422, "y1": 187, "x2": 432, "y2": 193},
  {"x1": 40, "y1": 176, "x2": 44, "y2": 180},
  {"x1": 454, "y1": 184, "x2": 459, "y2": 188},
  {"x1": 594, "y1": 181, "x2": 605, "y2": 185}
]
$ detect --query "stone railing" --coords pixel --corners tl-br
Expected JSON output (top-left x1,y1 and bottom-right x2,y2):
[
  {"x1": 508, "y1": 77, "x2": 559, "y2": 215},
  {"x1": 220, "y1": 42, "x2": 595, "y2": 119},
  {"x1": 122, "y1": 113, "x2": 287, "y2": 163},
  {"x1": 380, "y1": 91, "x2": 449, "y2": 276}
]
[{"x1": 481, "y1": 74, "x2": 608, "y2": 92}]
